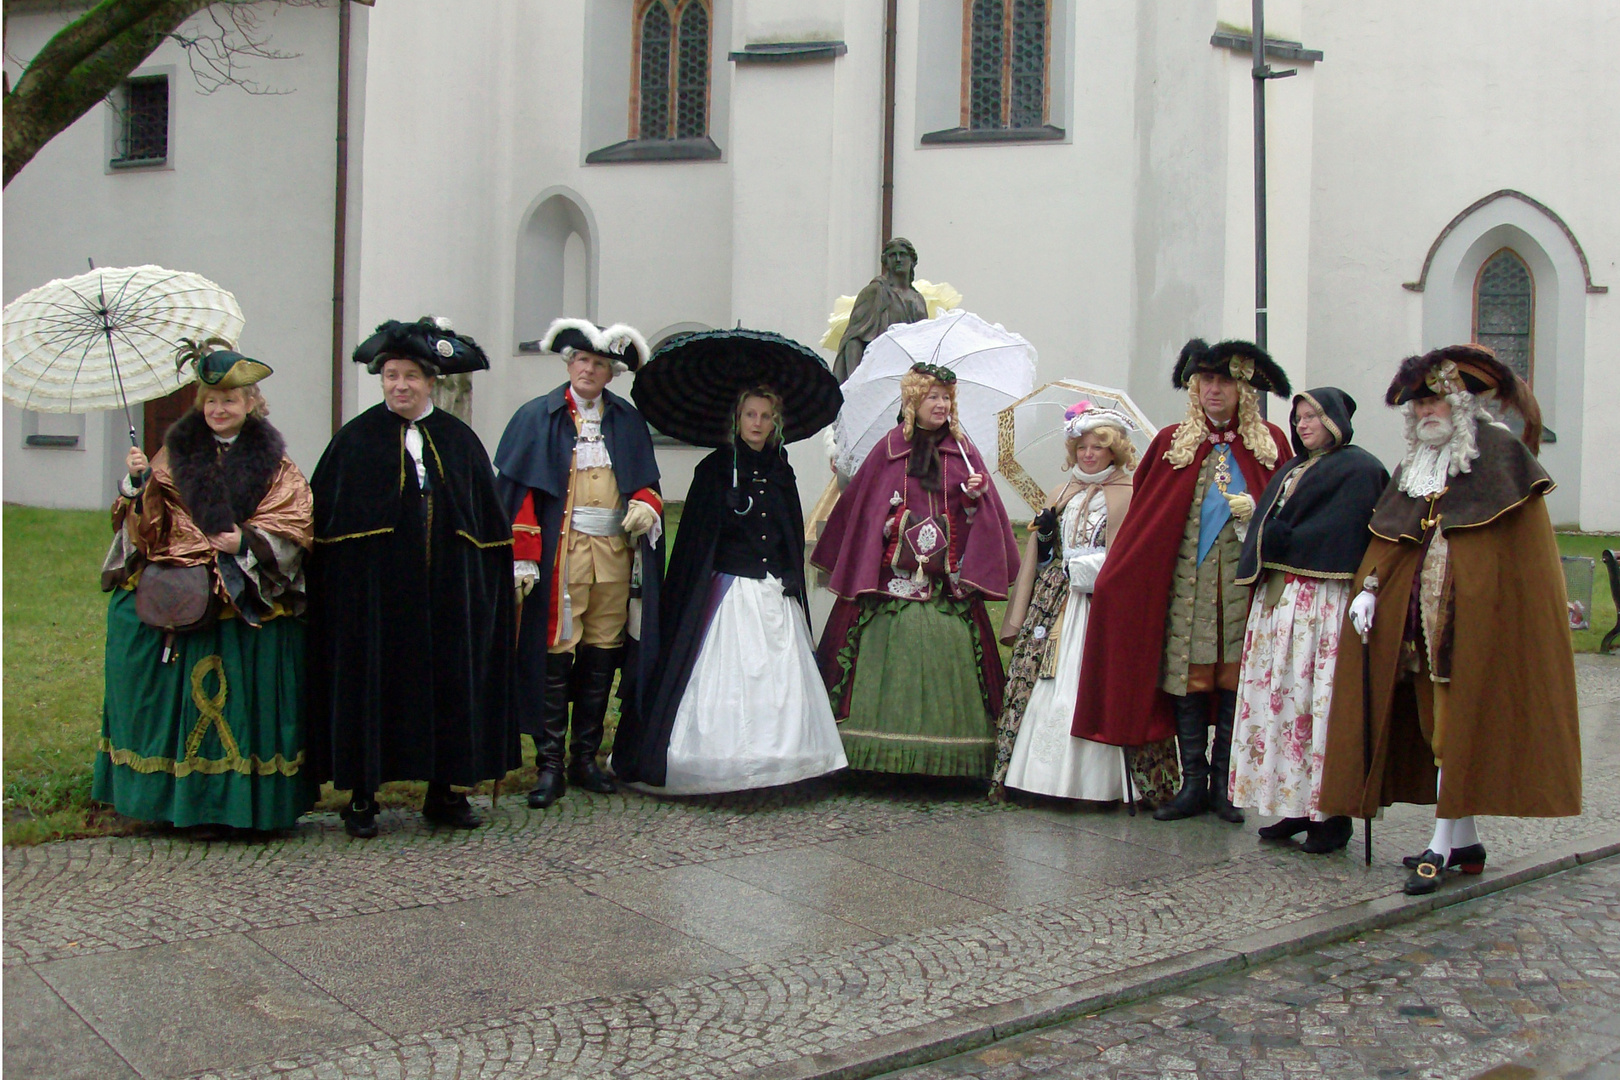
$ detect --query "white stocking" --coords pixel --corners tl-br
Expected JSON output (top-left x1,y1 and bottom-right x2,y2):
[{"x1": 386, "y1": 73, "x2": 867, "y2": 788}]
[
  {"x1": 1427, "y1": 818, "x2": 1454, "y2": 861},
  {"x1": 1451, "y1": 816, "x2": 1479, "y2": 849}
]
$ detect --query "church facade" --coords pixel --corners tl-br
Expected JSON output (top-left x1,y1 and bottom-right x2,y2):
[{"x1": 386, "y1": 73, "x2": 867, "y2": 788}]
[{"x1": 5, "y1": 0, "x2": 1616, "y2": 529}]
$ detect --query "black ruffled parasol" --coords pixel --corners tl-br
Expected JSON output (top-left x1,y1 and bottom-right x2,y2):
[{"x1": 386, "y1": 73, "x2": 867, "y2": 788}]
[{"x1": 631, "y1": 328, "x2": 842, "y2": 448}]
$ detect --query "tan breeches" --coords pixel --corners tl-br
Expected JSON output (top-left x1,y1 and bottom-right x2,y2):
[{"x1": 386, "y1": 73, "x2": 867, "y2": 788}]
[{"x1": 549, "y1": 581, "x2": 630, "y2": 653}]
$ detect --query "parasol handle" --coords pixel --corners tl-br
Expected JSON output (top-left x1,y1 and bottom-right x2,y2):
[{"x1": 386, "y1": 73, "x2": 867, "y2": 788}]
[{"x1": 94, "y1": 274, "x2": 141, "y2": 448}]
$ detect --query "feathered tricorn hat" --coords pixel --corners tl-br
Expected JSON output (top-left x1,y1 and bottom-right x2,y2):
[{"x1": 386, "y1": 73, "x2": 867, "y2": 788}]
[
  {"x1": 353, "y1": 316, "x2": 490, "y2": 376},
  {"x1": 1386, "y1": 343, "x2": 1542, "y2": 452},
  {"x1": 539, "y1": 318, "x2": 650, "y2": 373},
  {"x1": 175, "y1": 337, "x2": 273, "y2": 388},
  {"x1": 1172, "y1": 338, "x2": 1292, "y2": 397}
]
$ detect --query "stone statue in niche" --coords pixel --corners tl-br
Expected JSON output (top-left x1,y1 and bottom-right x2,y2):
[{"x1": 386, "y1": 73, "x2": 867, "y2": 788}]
[
  {"x1": 834, "y1": 237, "x2": 929, "y2": 383},
  {"x1": 431, "y1": 372, "x2": 473, "y2": 423}
]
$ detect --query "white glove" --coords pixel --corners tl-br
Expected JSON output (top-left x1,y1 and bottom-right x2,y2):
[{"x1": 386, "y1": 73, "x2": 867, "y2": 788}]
[
  {"x1": 1349, "y1": 590, "x2": 1377, "y2": 639},
  {"x1": 1224, "y1": 492, "x2": 1255, "y2": 522},
  {"x1": 622, "y1": 499, "x2": 659, "y2": 540},
  {"x1": 514, "y1": 559, "x2": 539, "y2": 599}
]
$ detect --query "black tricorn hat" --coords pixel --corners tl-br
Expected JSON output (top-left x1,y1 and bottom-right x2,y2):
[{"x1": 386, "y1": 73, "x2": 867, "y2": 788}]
[
  {"x1": 353, "y1": 316, "x2": 490, "y2": 376},
  {"x1": 538, "y1": 318, "x2": 650, "y2": 372},
  {"x1": 1386, "y1": 343, "x2": 1542, "y2": 452},
  {"x1": 1172, "y1": 338, "x2": 1292, "y2": 396}
]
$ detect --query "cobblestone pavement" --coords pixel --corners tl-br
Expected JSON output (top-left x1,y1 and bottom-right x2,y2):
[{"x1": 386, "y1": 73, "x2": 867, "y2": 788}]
[
  {"x1": 881, "y1": 853, "x2": 1620, "y2": 1080},
  {"x1": 3, "y1": 655, "x2": 1616, "y2": 1080}
]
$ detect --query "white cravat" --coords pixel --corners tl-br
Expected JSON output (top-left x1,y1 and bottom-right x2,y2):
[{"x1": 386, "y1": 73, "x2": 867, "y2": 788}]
[
  {"x1": 574, "y1": 393, "x2": 612, "y2": 470},
  {"x1": 404, "y1": 404, "x2": 434, "y2": 488}
]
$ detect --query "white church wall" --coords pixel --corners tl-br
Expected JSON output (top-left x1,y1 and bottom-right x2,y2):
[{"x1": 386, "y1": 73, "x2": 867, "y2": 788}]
[
  {"x1": 1303, "y1": 0, "x2": 1618, "y2": 529},
  {"x1": 2, "y1": 4, "x2": 342, "y2": 505},
  {"x1": 894, "y1": 0, "x2": 1140, "y2": 401}
]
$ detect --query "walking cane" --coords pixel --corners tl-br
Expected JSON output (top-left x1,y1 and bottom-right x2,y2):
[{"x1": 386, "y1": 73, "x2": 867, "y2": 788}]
[
  {"x1": 1122, "y1": 747, "x2": 1136, "y2": 817},
  {"x1": 1360, "y1": 627, "x2": 1374, "y2": 867}
]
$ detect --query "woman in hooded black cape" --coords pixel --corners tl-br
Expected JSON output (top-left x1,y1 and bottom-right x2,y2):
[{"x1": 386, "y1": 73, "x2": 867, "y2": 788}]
[
  {"x1": 616, "y1": 389, "x2": 846, "y2": 792},
  {"x1": 1227, "y1": 387, "x2": 1389, "y2": 852}
]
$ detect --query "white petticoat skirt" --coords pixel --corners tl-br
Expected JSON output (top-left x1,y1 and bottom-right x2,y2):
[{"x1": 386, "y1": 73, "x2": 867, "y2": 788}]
[
  {"x1": 1003, "y1": 584, "x2": 1129, "y2": 800},
  {"x1": 660, "y1": 574, "x2": 848, "y2": 795}
]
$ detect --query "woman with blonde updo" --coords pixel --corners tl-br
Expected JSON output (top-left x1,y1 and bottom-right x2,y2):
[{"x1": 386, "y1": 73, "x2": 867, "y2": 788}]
[
  {"x1": 811, "y1": 364, "x2": 1020, "y2": 778},
  {"x1": 992, "y1": 402, "x2": 1179, "y2": 804}
]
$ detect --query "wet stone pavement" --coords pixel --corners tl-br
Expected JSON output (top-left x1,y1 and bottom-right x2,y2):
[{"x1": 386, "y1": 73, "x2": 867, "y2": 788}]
[
  {"x1": 880, "y1": 854, "x2": 1620, "y2": 1080},
  {"x1": 3, "y1": 655, "x2": 1618, "y2": 1080}
]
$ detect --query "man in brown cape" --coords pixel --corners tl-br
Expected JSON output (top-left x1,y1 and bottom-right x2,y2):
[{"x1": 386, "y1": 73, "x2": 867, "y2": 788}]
[{"x1": 1318, "y1": 344, "x2": 1580, "y2": 895}]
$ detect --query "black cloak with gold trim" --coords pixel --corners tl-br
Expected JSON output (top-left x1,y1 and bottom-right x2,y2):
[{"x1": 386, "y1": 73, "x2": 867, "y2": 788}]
[{"x1": 305, "y1": 403, "x2": 519, "y2": 793}]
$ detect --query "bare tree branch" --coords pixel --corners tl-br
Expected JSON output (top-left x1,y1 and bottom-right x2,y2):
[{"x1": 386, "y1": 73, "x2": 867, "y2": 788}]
[{"x1": 2, "y1": 0, "x2": 314, "y2": 186}]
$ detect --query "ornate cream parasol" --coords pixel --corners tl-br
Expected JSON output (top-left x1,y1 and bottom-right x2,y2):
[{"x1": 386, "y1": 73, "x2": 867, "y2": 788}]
[
  {"x1": 3, "y1": 265, "x2": 244, "y2": 444},
  {"x1": 996, "y1": 379, "x2": 1159, "y2": 515}
]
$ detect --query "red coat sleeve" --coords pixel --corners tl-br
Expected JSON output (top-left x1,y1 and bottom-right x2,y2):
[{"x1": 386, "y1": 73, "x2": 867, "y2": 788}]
[{"x1": 512, "y1": 491, "x2": 544, "y2": 562}]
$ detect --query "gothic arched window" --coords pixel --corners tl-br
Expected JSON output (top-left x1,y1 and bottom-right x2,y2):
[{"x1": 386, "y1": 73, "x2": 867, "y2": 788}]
[
  {"x1": 1474, "y1": 248, "x2": 1535, "y2": 384},
  {"x1": 964, "y1": 0, "x2": 1049, "y2": 130},
  {"x1": 633, "y1": 0, "x2": 710, "y2": 140}
]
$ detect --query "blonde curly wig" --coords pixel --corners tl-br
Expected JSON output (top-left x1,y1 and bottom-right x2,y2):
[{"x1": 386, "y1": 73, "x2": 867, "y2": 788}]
[
  {"x1": 1163, "y1": 376, "x2": 1277, "y2": 470},
  {"x1": 898, "y1": 368, "x2": 964, "y2": 441},
  {"x1": 1065, "y1": 423, "x2": 1138, "y2": 472}
]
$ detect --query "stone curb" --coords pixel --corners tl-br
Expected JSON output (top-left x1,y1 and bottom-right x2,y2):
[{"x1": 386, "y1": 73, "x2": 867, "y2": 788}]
[{"x1": 742, "y1": 829, "x2": 1620, "y2": 1080}]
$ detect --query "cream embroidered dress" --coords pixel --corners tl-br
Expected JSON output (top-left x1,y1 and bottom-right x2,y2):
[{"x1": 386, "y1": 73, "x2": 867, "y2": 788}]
[{"x1": 1002, "y1": 484, "x2": 1131, "y2": 800}]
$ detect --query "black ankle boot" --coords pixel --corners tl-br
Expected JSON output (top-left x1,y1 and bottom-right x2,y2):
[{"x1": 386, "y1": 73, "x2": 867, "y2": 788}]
[
  {"x1": 1300, "y1": 815, "x2": 1353, "y2": 854},
  {"x1": 422, "y1": 782, "x2": 482, "y2": 828},
  {"x1": 1154, "y1": 694, "x2": 1211, "y2": 821},
  {"x1": 1258, "y1": 817, "x2": 1311, "y2": 840},
  {"x1": 567, "y1": 645, "x2": 621, "y2": 794},
  {"x1": 529, "y1": 651, "x2": 573, "y2": 809},
  {"x1": 1207, "y1": 690, "x2": 1244, "y2": 824}
]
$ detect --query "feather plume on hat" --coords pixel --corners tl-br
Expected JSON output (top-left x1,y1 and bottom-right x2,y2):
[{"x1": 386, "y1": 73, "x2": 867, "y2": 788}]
[{"x1": 1386, "y1": 344, "x2": 1542, "y2": 452}]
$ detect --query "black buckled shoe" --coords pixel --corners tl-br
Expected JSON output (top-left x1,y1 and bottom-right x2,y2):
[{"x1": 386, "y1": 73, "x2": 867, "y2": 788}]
[
  {"x1": 1404, "y1": 850, "x2": 1448, "y2": 895},
  {"x1": 1258, "y1": 816, "x2": 1311, "y2": 840},
  {"x1": 422, "y1": 787, "x2": 483, "y2": 829},
  {"x1": 1403, "y1": 843, "x2": 1486, "y2": 875},
  {"x1": 1300, "y1": 815, "x2": 1353, "y2": 854},
  {"x1": 343, "y1": 795, "x2": 378, "y2": 839}
]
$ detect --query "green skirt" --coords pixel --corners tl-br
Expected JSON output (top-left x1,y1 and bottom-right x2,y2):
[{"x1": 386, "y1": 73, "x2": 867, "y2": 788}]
[
  {"x1": 834, "y1": 591, "x2": 996, "y2": 777},
  {"x1": 93, "y1": 588, "x2": 314, "y2": 830}
]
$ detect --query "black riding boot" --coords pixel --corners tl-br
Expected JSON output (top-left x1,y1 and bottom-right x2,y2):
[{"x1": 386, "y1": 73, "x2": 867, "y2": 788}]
[
  {"x1": 567, "y1": 645, "x2": 621, "y2": 794},
  {"x1": 1153, "y1": 693, "x2": 1211, "y2": 821},
  {"x1": 1208, "y1": 689, "x2": 1245, "y2": 824},
  {"x1": 528, "y1": 651, "x2": 574, "y2": 809}
]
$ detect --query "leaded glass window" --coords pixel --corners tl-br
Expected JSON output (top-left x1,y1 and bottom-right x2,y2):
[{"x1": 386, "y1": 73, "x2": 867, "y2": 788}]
[
  {"x1": 969, "y1": 0, "x2": 1004, "y2": 130},
  {"x1": 1475, "y1": 249, "x2": 1534, "y2": 384},
  {"x1": 964, "y1": 0, "x2": 1048, "y2": 130},
  {"x1": 634, "y1": 0, "x2": 709, "y2": 141},
  {"x1": 675, "y1": 2, "x2": 709, "y2": 139}
]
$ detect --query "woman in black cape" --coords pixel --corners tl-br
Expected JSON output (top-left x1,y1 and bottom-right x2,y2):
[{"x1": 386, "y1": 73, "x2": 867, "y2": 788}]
[
  {"x1": 614, "y1": 387, "x2": 846, "y2": 792},
  {"x1": 1227, "y1": 387, "x2": 1390, "y2": 852}
]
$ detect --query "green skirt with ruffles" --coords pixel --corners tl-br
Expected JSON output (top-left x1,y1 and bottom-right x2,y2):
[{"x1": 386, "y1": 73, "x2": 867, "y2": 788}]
[
  {"x1": 93, "y1": 588, "x2": 314, "y2": 830},
  {"x1": 829, "y1": 590, "x2": 997, "y2": 777}
]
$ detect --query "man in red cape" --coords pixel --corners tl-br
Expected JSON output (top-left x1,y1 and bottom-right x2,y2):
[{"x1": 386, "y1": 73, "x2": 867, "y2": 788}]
[{"x1": 1072, "y1": 339, "x2": 1291, "y2": 822}]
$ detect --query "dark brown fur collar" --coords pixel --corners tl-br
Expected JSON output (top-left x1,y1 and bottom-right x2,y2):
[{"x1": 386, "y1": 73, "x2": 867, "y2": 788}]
[
  {"x1": 1369, "y1": 421, "x2": 1553, "y2": 542},
  {"x1": 165, "y1": 411, "x2": 286, "y2": 534}
]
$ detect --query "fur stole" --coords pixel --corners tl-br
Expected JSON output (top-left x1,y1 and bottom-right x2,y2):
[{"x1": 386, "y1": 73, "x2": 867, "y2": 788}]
[{"x1": 165, "y1": 411, "x2": 286, "y2": 534}]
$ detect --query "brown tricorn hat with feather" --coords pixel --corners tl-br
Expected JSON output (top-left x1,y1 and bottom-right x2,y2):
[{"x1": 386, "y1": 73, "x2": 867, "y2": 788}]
[{"x1": 1386, "y1": 343, "x2": 1543, "y2": 453}]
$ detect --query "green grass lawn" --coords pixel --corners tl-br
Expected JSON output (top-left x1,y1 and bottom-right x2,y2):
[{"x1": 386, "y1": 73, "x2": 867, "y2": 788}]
[{"x1": 3, "y1": 502, "x2": 1613, "y2": 845}]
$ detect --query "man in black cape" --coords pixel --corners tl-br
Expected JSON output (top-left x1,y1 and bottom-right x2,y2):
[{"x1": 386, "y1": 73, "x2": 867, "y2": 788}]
[
  {"x1": 494, "y1": 318, "x2": 665, "y2": 808},
  {"x1": 306, "y1": 316, "x2": 519, "y2": 838}
]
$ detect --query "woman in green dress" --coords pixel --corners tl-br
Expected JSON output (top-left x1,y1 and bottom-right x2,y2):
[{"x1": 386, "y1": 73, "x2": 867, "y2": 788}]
[
  {"x1": 94, "y1": 344, "x2": 315, "y2": 832},
  {"x1": 812, "y1": 364, "x2": 1021, "y2": 777}
]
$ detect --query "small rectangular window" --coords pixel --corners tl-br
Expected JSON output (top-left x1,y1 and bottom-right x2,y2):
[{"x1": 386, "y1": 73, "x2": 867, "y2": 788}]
[{"x1": 111, "y1": 76, "x2": 169, "y2": 167}]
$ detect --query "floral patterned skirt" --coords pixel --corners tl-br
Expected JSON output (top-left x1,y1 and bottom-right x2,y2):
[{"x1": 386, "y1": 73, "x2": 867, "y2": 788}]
[{"x1": 1229, "y1": 574, "x2": 1352, "y2": 819}]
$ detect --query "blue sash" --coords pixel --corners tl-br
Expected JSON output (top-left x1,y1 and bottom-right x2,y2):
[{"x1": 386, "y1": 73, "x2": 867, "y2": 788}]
[{"x1": 1197, "y1": 443, "x2": 1246, "y2": 565}]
